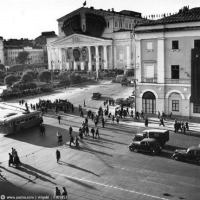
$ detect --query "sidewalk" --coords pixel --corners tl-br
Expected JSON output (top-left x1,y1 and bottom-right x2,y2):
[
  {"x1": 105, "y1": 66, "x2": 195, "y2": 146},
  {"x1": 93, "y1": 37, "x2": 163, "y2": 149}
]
[{"x1": 107, "y1": 105, "x2": 200, "y2": 136}]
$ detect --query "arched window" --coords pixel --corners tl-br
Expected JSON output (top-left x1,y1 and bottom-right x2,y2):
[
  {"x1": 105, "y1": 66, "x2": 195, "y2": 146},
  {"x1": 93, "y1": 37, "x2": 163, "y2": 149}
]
[{"x1": 142, "y1": 92, "x2": 156, "y2": 114}]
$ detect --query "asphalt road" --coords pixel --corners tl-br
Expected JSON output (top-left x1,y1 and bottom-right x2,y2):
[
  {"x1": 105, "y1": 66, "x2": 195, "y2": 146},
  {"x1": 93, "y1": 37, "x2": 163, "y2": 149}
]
[{"x1": 0, "y1": 81, "x2": 200, "y2": 200}]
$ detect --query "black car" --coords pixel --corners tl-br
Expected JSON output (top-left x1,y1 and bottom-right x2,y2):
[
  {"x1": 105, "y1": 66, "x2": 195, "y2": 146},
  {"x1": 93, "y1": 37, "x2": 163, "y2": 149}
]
[
  {"x1": 129, "y1": 138, "x2": 162, "y2": 155},
  {"x1": 172, "y1": 146, "x2": 200, "y2": 164}
]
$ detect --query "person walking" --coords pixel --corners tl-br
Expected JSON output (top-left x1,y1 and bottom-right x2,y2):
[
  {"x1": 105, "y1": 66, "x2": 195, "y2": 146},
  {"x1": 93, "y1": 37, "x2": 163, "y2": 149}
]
[
  {"x1": 159, "y1": 117, "x2": 165, "y2": 126},
  {"x1": 61, "y1": 187, "x2": 68, "y2": 199},
  {"x1": 75, "y1": 135, "x2": 79, "y2": 148},
  {"x1": 69, "y1": 126, "x2": 73, "y2": 137},
  {"x1": 91, "y1": 127, "x2": 95, "y2": 138},
  {"x1": 145, "y1": 117, "x2": 148, "y2": 127},
  {"x1": 54, "y1": 186, "x2": 61, "y2": 198},
  {"x1": 84, "y1": 100, "x2": 86, "y2": 107},
  {"x1": 102, "y1": 117, "x2": 105, "y2": 128},
  {"x1": 69, "y1": 135, "x2": 75, "y2": 146},
  {"x1": 58, "y1": 115, "x2": 61, "y2": 124},
  {"x1": 56, "y1": 150, "x2": 61, "y2": 163},
  {"x1": 95, "y1": 128, "x2": 100, "y2": 138},
  {"x1": 8, "y1": 153, "x2": 13, "y2": 167}
]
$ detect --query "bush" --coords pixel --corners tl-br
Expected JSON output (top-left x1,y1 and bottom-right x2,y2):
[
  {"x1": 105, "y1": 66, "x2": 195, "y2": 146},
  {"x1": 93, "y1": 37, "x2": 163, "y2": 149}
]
[{"x1": 4, "y1": 75, "x2": 18, "y2": 87}]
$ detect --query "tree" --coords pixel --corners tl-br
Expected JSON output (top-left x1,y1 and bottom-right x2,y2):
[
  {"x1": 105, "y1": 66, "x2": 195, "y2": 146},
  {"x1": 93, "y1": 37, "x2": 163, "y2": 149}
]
[
  {"x1": 20, "y1": 73, "x2": 33, "y2": 83},
  {"x1": 4, "y1": 75, "x2": 18, "y2": 87},
  {"x1": 23, "y1": 70, "x2": 37, "y2": 79},
  {"x1": 16, "y1": 51, "x2": 30, "y2": 65},
  {"x1": 38, "y1": 70, "x2": 52, "y2": 83}
]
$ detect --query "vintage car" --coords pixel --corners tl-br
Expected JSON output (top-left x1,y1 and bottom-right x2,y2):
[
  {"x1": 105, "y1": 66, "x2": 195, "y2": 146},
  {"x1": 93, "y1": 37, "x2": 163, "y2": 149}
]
[
  {"x1": 172, "y1": 146, "x2": 200, "y2": 164},
  {"x1": 129, "y1": 138, "x2": 162, "y2": 155},
  {"x1": 133, "y1": 129, "x2": 169, "y2": 147},
  {"x1": 91, "y1": 92, "x2": 101, "y2": 100}
]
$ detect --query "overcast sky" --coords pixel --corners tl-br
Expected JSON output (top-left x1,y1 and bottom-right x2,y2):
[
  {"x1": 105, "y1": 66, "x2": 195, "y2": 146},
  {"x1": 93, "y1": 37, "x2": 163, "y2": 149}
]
[{"x1": 0, "y1": 0, "x2": 199, "y2": 40}]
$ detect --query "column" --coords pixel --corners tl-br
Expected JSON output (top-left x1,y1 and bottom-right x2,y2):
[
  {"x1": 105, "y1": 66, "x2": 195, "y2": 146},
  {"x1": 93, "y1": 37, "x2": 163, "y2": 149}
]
[
  {"x1": 95, "y1": 46, "x2": 99, "y2": 79},
  {"x1": 87, "y1": 46, "x2": 92, "y2": 71},
  {"x1": 58, "y1": 48, "x2": 62, "y2": 70},
  {"x1": 74, "y1": 60, "x2": 77, "y2": 70},
  {"x1": 103, "y1": 45, "x2": 108, "y2": 69},
  {"x1": 126, "y1": 46, "x2": 130, "y2": 69},
  {"x1": 52, "y1": 48, "x2": 55, "y2": 70},
  {"x1": 47, "y1": 47, "x2": 52, "y2": 70},
  {"x1": 113, "y1": 46, "x2": 116, "y2": 69},
  {"x1": 157, "y1": 38, "x2": 165, "y2": 83}
]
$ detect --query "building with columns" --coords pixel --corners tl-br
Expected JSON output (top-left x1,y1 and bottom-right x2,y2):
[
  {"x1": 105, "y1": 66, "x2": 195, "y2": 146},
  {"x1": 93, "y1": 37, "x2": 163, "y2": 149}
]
[
  {"x1": 0, "y1": 37, "x2": 4, "y2": 65},
  {"x1": 47, "y1": 7, "x2": 145, "y2": 74},
  {"x1": 135, "y1": 6, "x2": 200, "y2": 119}
]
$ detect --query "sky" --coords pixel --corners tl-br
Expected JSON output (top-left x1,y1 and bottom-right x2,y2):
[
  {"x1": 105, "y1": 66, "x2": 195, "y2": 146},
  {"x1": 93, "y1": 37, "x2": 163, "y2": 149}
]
[{"x1": 0, "y1": 0, "x2": 199, "y2": 40}]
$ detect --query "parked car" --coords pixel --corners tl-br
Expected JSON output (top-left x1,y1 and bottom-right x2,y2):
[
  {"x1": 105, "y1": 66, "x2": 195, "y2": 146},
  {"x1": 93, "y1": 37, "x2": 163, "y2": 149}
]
[
  {"x1": 172, "y1": 146, "x2": 200, "y2": 164},
  {"x1": 129, "y1": 138, "x2": 162, "y2": 155},
  {"x1": 133, "y1": 129, "x2": 169, "y2": 147},
  {"x1": 91, "y1": 92, "x2": 101, "y2": 100},
  {"x1": 121, "y1": 77, "x2": 131, "y2": 86}
]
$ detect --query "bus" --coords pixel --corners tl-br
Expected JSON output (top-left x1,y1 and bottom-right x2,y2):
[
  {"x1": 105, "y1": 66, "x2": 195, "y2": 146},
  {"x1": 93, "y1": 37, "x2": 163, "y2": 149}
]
[{"x1": 0, "y1": 110, "x2": 43, "y2": 134}]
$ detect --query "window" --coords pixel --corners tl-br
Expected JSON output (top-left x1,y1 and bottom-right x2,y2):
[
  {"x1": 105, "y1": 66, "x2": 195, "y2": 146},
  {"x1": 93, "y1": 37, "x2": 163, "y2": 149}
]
[
  {"x1": 172, "y1": 41, "x2": 179, "y2": 50},
  {"x1": 125, "y1": 23, "x2": 128, "y2": 29},
  {"x1": 115, "y1": 21, "x2": 118, "y2": 28},
  {"x1": 144, "y1": 64, "x2": 154, "y2": 79},
  {"x1": 194, "y1": 40, "x2": 200, "y2": 48},
  {"x1": 172, "y1": 100, "x2": 179, "y2": 111},
  {"x1": 171, "y1": 65, "x2": 179, "y2": 79},
  {"x1": 129, "y1": 23, "x2": 131, "y2": 29},
  {"x1": 146, "y1": 42, "x2": 153, "y2": 51},
  {"x1": 193, "y1": 104, "x2": 200, "y2": 113}
]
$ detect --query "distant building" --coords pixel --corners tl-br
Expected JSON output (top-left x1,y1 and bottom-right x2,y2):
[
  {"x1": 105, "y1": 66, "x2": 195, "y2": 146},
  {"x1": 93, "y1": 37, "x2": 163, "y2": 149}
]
[
  {"x1": 135, "y1": 6, "x2": 200, "y2": 118},
  {"x1": 35, "y1": 31, "x2": 57, "y2": 63},
  {"x1": 47, "y1": 6, "x2": 146, "y2": 73},
  {"x1": 4, "y1": 46, "x2": 44, "y2": 66}
]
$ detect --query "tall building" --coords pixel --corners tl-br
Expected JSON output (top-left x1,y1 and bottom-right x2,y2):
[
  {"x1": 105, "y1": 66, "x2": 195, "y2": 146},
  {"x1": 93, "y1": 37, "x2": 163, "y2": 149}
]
[
  {"x1": 0, "y1": 37, "x2": 4, "y2": 65},
  {"x1": 47, "y1": 6, "x2": 145, "y2": 73},
  {"x1": 135, "y1": 6, "x2": 200, "y2": 118}
]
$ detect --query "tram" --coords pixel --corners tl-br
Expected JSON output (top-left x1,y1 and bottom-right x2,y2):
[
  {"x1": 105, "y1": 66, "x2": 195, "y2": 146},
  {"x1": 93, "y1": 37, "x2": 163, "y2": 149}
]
[{"x1": 0, "y1": 104, "x2": 43, "y2": 134}]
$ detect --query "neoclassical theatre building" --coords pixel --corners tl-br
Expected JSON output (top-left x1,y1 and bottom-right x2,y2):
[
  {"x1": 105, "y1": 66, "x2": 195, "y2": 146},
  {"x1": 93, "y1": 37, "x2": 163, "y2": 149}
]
[
  {"x1": 135, "y1": 7, "x2": 200, "y2": 118},
  {"x1": 47, "y1": 7, "x2": 144, "y2": 73}
]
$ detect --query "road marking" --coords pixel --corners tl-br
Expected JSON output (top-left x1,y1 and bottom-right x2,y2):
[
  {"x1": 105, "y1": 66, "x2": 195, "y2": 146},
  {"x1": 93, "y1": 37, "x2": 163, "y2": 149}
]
[{"x1": 51, "y1": 171, "x2": 169, "y2": 200}]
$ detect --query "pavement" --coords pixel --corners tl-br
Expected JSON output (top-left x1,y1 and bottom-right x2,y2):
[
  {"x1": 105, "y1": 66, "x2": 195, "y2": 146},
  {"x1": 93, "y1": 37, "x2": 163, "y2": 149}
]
[{"x1": 0, "y1": 82, "x2": 200, "y2": 200}]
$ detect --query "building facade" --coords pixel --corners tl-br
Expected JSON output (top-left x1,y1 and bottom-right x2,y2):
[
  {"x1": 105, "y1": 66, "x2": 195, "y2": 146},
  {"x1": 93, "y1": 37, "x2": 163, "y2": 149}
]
[
  {"x1": 135, "y1": 7, "x2": 200, "y2": 118},
  {"x1": 0, "y1": 37, "x2": 4, "y2": 65},
  {"x1": 47, "y1": 7, "x2": 145, "y2": 74},
  {"x1": 4, "y1": 46, "x2": 44, "y2": 66}
]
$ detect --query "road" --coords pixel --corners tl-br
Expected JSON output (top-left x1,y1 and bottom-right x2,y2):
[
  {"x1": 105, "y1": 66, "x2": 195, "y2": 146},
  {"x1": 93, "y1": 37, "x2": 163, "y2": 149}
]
[{"x1": 0, "y1": 81, "x2": 200, "y2": 200}]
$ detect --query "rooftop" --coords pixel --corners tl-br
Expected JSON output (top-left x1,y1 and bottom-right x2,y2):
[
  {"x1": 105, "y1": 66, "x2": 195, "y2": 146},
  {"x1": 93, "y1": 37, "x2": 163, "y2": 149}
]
[{"x1": 138, "y1": 7, "x2": 200, "y2": 26}]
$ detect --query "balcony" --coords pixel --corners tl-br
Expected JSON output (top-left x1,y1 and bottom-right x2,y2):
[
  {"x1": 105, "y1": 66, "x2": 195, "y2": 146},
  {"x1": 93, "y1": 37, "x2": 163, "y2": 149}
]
[{"x1": 165, "y1": 78, "x2": 191, "y2": 84}]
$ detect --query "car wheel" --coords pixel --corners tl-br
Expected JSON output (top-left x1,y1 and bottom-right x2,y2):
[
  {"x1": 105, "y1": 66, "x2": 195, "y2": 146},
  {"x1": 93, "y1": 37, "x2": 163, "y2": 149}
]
[
  {"x1": 129, "y1": 147, "x2": 135, "y2": 151},
  {"x1": 174, "y1": 156, "x2": 179, "y2": 161}
]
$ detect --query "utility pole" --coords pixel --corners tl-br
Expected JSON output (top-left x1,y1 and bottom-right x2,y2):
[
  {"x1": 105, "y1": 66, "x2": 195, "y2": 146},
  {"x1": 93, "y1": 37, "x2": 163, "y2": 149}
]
[{"x1": 133, "y1": 26, "x2": 137, "y2": 118}]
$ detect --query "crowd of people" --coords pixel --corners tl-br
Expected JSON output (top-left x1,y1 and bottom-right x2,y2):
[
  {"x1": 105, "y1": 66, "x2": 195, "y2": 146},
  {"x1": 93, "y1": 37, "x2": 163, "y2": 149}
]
[{"x1": 8, "y1": 148, "x2": 21, "y2": 167}]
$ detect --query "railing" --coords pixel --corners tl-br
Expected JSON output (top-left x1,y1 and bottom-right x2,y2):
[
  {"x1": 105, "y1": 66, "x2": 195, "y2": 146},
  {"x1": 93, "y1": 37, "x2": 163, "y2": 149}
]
[{"x1": 165, "y1": 78, "x2": 191, "y2": 84}]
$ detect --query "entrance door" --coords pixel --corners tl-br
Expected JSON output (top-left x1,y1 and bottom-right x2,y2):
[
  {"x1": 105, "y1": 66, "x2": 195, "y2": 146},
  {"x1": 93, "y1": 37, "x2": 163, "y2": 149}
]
[{"x1": 142, "y1": 92, "x2": 156, "y2": 114}]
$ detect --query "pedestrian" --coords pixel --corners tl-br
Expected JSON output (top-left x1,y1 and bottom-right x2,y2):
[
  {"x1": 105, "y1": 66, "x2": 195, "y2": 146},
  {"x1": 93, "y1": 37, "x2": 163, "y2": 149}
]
[
  {"x1": 95, "y1": 128, "x2": 99, "y2": 138},
  {"x1": 8, "y1": 153, "x2": 13, "y2": 167},
  {"x1": 141, "y1": 110, "x2": 144, "y2": 120},
  {"x1": 185, "y1": 121, "x2": 189, "y2": 131},
  {"x1": 131, "y1": 110, "x2": 133, "y2": 118},
  {"x1": 71, "y1": 104, "x2": 74, "y2": 112},
  {"x1": 84, "y1": 100, "x2": 86, "y2": 107},
  {"x1": 91, "y1": 127, "x2": 95, "y2": 138},
  {"x1": 69, "y1": 126, "x2": 73, "y2": 137},
  {"x1": 85, "y1": 125, "x2": 89, "y2": 136},
  {"x1": 58, "y1": 115, "x2": 61, "y2": 124},
  {"x1": 58, "y1": 133, "x2": 63, "y2": 145},
  {"x1": 54, "y1": 186, "x2": 61, "y2": 198},
  {"x1": 158, "y1": 111, "x2": 160, "y2": 119},
  {"x1": 145, "y1": 117, "x2": 148, "y2": 127},
  {"x1": 102, "y1": 117, "x2": 105, "y2": 128},
  {"x1": 116, "y1": 116, "x2": 119, "y2": 124},
  {"x1": 159, "y1": 117, "x2": 165, "y2": 126},
  {"x1": 61, "y1": 187, "x2": 68, "y2": 199},
  {"x1": 69, "y1": 135, "x2": 75, "y2": 146},
  {"x1": 56, "y1": 150, "x2": 61, "y2": 163},
  {"x1": 112, "y1": 115, "x2": 115, "y2": 123},
  {"x1": 75, "y1": 135, "x2": 79, "y2": 148}
]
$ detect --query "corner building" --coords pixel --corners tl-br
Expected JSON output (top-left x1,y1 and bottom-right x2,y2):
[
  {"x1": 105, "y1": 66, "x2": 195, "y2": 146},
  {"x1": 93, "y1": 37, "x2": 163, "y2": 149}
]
[
  {"x1": 135, "y1": 7, "x2": 200, "y2": 119},
  {"x1": 47, "y1": 7, "x2": 145, "y2": 73}
]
